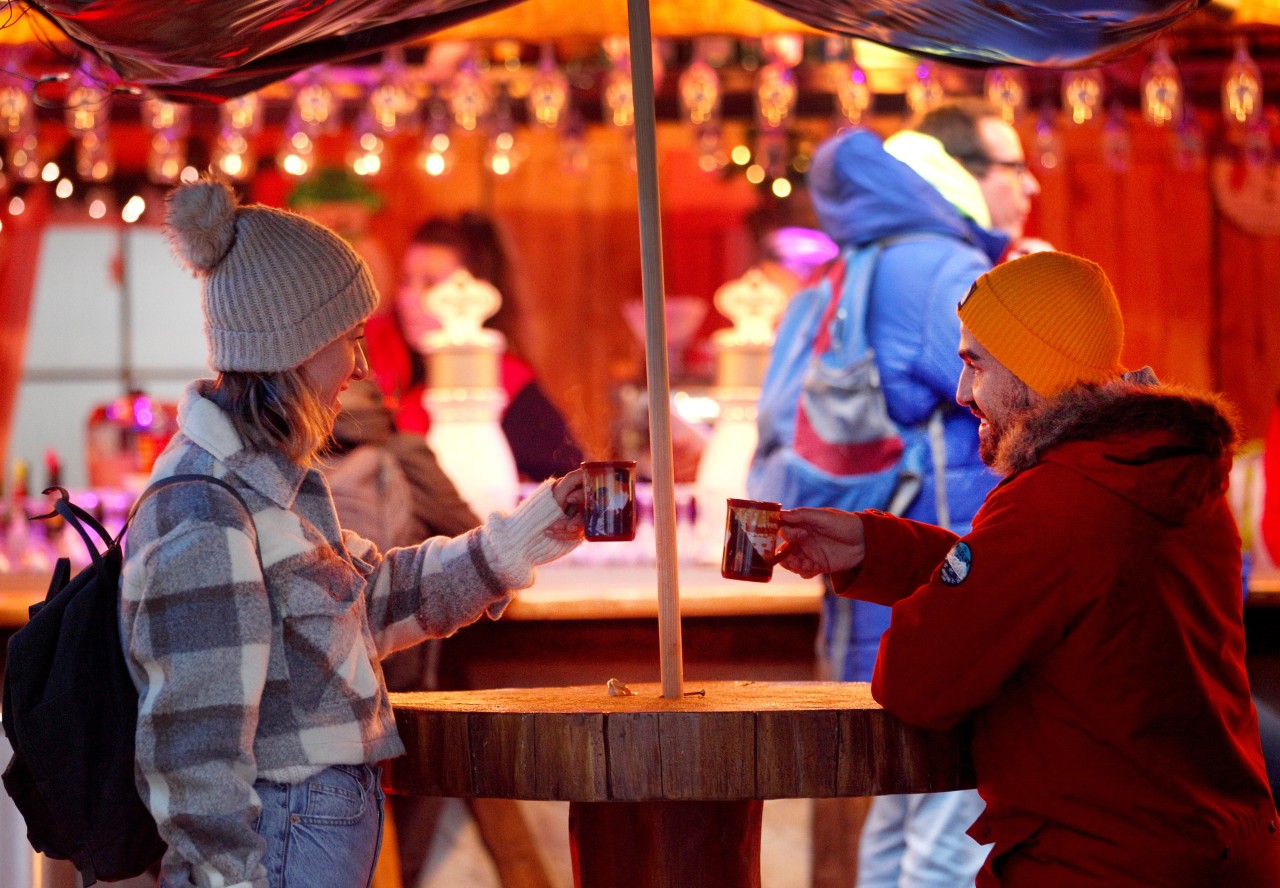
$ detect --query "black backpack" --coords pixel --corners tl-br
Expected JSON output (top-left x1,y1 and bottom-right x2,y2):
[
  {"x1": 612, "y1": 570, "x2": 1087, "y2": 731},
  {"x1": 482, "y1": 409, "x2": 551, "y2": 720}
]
[{"x1": 2, "y1": 473, "x2": 257, "y2": 885}]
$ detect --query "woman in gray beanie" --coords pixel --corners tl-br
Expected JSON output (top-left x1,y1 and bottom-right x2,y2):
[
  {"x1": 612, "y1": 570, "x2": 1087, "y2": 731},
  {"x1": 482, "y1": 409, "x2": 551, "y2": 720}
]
[{"x1": 119, "y1": 176, "x2": 586, "y2": 888}]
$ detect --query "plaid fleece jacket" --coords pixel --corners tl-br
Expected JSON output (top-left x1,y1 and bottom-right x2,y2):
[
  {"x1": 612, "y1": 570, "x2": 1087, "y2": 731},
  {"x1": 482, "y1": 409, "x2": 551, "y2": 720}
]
[{"x1": 120, "y1": 382, "x2": 577, "y2": 888}]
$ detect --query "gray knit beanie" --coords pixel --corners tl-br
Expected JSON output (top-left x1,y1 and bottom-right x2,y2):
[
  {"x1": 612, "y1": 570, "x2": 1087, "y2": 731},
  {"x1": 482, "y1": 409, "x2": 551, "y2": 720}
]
[{"x1": 165, "y1": 177, "x2": 379, "y2": 372}]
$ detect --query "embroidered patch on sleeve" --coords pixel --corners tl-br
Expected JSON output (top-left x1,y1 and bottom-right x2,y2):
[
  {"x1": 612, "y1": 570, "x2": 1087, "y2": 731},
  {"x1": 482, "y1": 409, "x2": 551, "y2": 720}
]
[{"x1": 940, "y1": 541, "x2": 972, "y2": 585}]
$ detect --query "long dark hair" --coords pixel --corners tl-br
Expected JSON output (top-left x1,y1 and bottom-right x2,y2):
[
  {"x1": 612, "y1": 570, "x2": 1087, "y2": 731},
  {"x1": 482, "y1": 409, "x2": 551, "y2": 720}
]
[{"x1": 401, "y1": 213, "x2": 527, "y2": 379}]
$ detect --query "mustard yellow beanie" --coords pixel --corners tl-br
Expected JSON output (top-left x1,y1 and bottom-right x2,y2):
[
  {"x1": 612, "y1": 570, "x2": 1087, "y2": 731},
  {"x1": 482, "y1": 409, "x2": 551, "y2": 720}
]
[{"x1": 958, "y1": 251, "x2": 1126, "y2": 398}]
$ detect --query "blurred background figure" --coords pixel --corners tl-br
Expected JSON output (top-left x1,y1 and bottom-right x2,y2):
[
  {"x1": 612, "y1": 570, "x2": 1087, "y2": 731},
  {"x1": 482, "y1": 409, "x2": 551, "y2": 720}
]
[{"x1": 366, "y1": 213, "x2": 584, "y2": 482}]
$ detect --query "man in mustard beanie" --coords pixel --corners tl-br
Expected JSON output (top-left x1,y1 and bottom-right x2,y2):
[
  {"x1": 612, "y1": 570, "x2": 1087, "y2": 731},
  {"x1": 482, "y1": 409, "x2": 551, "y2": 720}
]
[{"x1": 776, "y1": 252, "x2": 1280, "y2": 886}]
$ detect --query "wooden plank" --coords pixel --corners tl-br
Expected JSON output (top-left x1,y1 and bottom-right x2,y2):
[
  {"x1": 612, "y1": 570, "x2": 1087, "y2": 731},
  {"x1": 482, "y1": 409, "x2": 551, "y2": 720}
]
[
  {"x1": 755, "y1": 708, "x2": 839, "y2": 799},
  {"x1": 605, "y1": 710, "x2": 663, "y2": 799},
  {"x1": 387, "y1": 682, "x2": 975, "y2": 803},
  {"x1": 658, "y1": 709, "x2": 756, "y2": 799},
  {"x1": 387, "y1": 703, "x2": 472, "y2": 798}
]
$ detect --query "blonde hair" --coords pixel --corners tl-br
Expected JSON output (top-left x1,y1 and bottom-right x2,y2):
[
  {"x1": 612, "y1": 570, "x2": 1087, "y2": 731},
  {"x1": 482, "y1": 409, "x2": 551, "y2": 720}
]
[{"x1": 211, "y1": 368, "x2": 337, "y2": 467}]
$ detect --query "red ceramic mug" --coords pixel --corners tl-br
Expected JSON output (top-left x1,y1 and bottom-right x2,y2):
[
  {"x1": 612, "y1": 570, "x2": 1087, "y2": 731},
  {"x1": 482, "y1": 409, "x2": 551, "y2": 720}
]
[
  {"x1": 721, "y1": 498, "x2": 788, "y2": 582},
  {"x1": 581, "y1": 460, "x2": 637, "y2": 542}
]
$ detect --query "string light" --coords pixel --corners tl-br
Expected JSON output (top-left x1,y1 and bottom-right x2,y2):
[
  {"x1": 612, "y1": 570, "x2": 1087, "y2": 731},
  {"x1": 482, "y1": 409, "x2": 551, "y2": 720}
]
[
  {"x1": 528, "y1": 43, "x2": 570, "y2": 129},
  {"x1": 368, "y1": 46, "x2": 417, "y2": 134},
  {"x1": 678, "y1": 54, "x2": 720, "y2": 127},
  {"x1": 417, "y1": 98, "x2": 455, "y2": 177},
  {"x1": 1222, "y1": 37, "x2": 1263, "y2": 128},
  {"x1": 1061, "y1": 69, "x2": 1104, "y2": 125},
  {"x1": 984, "y1": 68, "x2": 1026, "y2": 123},
  {"x1": 833, "y1": 56, "x2": 871, "y2": 128},
  {"x1": 450, "y1": 54, "x2": 492, "y2": 131},
  {"x1": 348, "y1": 111, "x2": 385, "y2": 177},
  {"x1": 602, "y1": 48, "x2": 634, "y2": 130},
  {"x1": 143, "y1": 93, "x2": 189, "y2": 184},
  {"x1": 907, "y1": 62, "x2": 943, "y2": 115},
  {"x1": 1140, "y1": 41, "x2": 1182, "y2": 127}
]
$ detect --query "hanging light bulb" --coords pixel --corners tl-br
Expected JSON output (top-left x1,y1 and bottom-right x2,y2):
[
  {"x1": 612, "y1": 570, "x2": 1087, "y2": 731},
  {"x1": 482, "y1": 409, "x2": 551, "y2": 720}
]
[
  {"x1": 1103, "y1": 100, "x2": 1131, "y2": 173},
  {"x1": 1140, "y1": 41, "x2": 1181, "y2": 127},
  {"x1": 213, "y1": 126, "x2": 253, "y2": 181},
  {"x1": 833, "y1": 55, "x2": 872, "y2": 128},
  {"x1": 76, "y1": 129, "x2": 114, "y2": 182},
  {"x1": 527, "y1": 43, "x2": 570, "y2": 129},
  {"x1": 64, "y1": 64, "x2": 110, "y2": 134},
  {"x1": 679, "y1": 50, "x2": 721, "y2": 127},
  {"x1": 0, "y1": 72, "x2": 39, "y2": 181},
  {"x1": 1222, "y1": 37, "x2": 1263, "y2": 129},
  {"x1": 906, "y1": 62, "x2": 943, "y2": 115},
  {"x1": 142, "y1": 95, "x2": 189, "y2": 135},
  {"x1": 755, "y1": 62, "x2": 797, "y2": 129},
  {"x1": 348, "y1": 111, "x2": 384, "y2": 177},
  {"x1": 1033, "y1": 102, "x2": 1064, "y2": 171},
  {"x1": 223, "y1": 93, "x2": 261, "y2": 134},
  {"x1": 449, "y1": 54, "x2": 492, "y2": 132},
  {"x1": 602, "y1": 45, "x2": 634, "y2": 129},
  {"x1": 369, "y1": 46, "x2": 417, "y2": 135},
  {"x1": 294, "y1": 69, "x2": 337, "y2": 133},
  {"x1": 417, "y1": 98, "x2": 455, "y2": 177},
  {"x1": 143, "y1": 93, "x2": 189, "y2": 185},
  {"x1": 1062, "y1": 68, "x2": 1104, "y2": 125},
  {"x1": 485, "y1": 87, "x2": 522, "y2": 177},
  {"x1": 147, "y1": 133, "x2": 185, "y2": 184},
  {"x1": 984, "y1": 68, "x2": 1026, "y2": 123},
  {"x1": 215, "y1": 95, "x2": 258, "y2": 181},
  {"x1": 0, "y1": 75, "x2": 30, "y2": 134},
  {"x1": 277, "y1": 109, "x2": 315, "y2": 178}
]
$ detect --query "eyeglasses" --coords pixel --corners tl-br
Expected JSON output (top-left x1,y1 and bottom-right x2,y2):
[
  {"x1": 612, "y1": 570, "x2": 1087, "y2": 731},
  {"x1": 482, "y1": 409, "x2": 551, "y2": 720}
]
[{"x1": 981, "y1": 157, "x2": 1030, "y2": 177}]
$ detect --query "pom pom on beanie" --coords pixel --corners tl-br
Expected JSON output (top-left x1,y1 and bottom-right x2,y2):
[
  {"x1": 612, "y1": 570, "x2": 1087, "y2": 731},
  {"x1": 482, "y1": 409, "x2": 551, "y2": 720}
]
[
  {"x1": 164, "y1": 176, "x2": 379, "y2": 373},
  {"x1": 958, "y1": 251, "x2": 1126, "y2": 398}
]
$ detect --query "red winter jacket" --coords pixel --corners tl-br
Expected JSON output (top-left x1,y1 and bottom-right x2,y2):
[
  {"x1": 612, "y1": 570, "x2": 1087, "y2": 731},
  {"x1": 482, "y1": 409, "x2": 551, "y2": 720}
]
[{"x1": 835, "y1": 380, "x2": 1279, "y2": 887}]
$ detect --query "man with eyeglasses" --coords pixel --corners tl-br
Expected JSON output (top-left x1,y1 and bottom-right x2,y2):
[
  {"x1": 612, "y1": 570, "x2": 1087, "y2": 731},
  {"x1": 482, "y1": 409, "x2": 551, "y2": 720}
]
[{"x1": 753, "y1": 99, "x2": 1043, "y2": 888}]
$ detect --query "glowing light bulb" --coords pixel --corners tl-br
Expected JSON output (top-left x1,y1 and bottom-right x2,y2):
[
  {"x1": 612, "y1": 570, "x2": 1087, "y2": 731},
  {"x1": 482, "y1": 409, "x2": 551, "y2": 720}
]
[
  {"x1": 834, "y1": 61, "x2": 871, "y2": 127},
  {"x1": 1062, "y1": 69, "x2": 1104, "y2": 125},
  {"x1": 679, "y1": 57, "x2": 721, "y2": 127},
  {"x1": 984, "y1": 68, "x2": 1026, "y2": 123},
  {"x1": 1140, "y1": 42, "x2": 1181, "y2": 127},
  {"x1": 1222, "y1": 38, "x2": 1263, "y2": 128},
  {"x1": 755, "y1": 63, "x2": 796, "y2": 129},
  {"x1": 528, "y1": 44, "x2": 570, "y2": 129},
  {"x1": 907, "y1": 63, "x2": 943, "y2": 115}
]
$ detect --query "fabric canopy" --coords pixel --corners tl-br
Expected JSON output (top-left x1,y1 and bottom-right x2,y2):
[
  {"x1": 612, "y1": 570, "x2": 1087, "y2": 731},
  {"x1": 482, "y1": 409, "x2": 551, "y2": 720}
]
[{"x1": 15, "y1": 0, "x2": 1209, "y2": 101}]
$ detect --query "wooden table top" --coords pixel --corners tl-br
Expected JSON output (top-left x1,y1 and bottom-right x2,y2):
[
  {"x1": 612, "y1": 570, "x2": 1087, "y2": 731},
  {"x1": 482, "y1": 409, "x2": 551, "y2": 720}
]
[
  {"x1": 384, "y1": 680, "x2": 975, "y2": 803},
  {"x1": 0, "y1": 563, "x2": 821, "y2": 629}
]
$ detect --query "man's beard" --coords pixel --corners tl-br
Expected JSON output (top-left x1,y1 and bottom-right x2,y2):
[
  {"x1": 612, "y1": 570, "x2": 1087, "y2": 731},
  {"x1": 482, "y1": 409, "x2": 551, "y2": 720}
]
[
  {"x1": 978, "y1": 423, "x2": 1002, "y2": 467},
  {"x1": 977, "y1": 384, "x2": 1037, "y2": 467}
]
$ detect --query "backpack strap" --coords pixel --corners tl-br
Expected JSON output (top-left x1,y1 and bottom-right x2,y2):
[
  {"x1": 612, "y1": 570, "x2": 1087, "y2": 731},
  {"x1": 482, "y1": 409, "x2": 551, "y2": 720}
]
[
  {"x1": 32, "y1": 487, "x2": 114, "y2": 569},
  {"x1": 122, "y1": 473, "x2": 263, "y2": 564}
]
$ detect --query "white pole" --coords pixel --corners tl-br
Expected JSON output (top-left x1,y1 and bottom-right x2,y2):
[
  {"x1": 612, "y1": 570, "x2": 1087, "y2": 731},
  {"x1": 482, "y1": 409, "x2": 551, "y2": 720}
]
[{"x1": 626, "y1": 0, "x2": 683, "y2": 699}]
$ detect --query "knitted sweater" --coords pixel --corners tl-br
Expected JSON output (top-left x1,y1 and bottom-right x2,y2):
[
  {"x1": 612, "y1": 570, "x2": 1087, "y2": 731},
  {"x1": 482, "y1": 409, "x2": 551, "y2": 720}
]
[{"x1": 120, "y1": 380, "x2": 577, "y2": 888}]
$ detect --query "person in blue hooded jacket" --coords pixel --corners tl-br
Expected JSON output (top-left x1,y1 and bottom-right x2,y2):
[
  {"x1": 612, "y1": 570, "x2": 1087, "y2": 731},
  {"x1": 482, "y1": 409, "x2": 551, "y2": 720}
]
[{"x1": 753, "y1": 99, "x2": 1043, "y2": 888}]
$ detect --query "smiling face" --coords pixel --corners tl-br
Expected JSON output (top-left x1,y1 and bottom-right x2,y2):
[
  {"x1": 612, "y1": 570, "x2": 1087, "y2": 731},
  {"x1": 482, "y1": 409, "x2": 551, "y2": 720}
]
[
  {"x1": 300, "y1": 321, "x2": 369, "y2": 413},
  {"x1": 975, "y1": 116, "x2": 1039, "y2": 240},
  {"x1": 956, "y1": 322, "x2": 1044, "y2": 466}
]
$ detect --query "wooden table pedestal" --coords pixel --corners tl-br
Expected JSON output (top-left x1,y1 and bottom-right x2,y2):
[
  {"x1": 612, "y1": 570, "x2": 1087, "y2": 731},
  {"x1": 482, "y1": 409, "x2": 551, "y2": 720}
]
[{"x1": 385, "y1": 681, "x2": 974, "y2": 888}]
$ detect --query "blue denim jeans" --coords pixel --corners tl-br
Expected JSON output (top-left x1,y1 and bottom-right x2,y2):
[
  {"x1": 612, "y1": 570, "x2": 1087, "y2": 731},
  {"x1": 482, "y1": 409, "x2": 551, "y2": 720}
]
[
  {"x1": 857, "y1": 791, "x2": 989, "y2": 888},
  {"x1": 254, "y1": 763, "x2": 385, "y2": 888}
]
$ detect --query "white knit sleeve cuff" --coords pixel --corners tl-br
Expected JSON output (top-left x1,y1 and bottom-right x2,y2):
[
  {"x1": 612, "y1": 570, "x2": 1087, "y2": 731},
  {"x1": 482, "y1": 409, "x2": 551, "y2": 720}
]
[{"x1": 479, "y1": 480, "x2": 580, "y2": 594}]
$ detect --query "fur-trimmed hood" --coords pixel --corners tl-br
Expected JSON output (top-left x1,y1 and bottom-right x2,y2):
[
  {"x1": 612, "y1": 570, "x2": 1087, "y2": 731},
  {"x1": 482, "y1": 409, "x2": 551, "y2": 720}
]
[{"x1": 994, "y1": 378, "x2": 1241, "y2": 525}]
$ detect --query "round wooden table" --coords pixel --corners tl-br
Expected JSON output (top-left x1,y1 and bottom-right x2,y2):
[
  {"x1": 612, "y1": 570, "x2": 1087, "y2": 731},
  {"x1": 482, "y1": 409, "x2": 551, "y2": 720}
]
[{"x1": 384, "y1": 680, "x2": 974, "y2": 888}]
